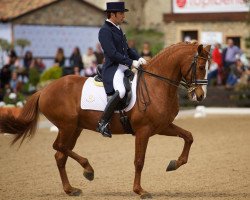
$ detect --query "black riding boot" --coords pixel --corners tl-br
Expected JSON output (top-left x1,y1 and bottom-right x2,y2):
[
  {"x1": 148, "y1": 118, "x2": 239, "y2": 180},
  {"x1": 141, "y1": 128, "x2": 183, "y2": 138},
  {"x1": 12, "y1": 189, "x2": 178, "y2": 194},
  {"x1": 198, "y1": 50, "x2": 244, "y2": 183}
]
[{"x1": 97, "y1": 91, "x2": 121, "y2": 138}]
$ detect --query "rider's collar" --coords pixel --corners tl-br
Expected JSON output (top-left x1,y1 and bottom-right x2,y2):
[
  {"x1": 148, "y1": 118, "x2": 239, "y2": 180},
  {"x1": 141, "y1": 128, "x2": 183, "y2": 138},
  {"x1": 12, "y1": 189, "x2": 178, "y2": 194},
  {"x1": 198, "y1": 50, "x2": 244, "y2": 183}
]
[{"x1": 106, "y1": 19, "x2": 120, "y2": 30}]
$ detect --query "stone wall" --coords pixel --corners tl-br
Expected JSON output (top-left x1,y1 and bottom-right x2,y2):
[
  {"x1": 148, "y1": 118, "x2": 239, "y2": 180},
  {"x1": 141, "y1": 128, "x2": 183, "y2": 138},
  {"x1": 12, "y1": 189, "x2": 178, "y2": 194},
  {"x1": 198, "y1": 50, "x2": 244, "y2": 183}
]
[
  {"x1": 12, "y1": 0, "x2": 105, "y2": 26},
  {"x1": 164, "y1": 21, "x2": 250, "y2": 54},
  {"x1": 125, "y1": 0, "x2": 170, "y2": 31}
]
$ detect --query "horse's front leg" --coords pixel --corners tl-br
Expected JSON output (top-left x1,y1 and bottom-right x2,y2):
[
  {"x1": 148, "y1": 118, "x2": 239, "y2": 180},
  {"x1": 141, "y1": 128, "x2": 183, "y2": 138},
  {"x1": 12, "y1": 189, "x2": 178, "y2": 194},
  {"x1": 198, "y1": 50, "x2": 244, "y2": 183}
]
[
  {"x1": 133, "y1": 129, "x2": 152, "y2": 199},
  {"x1": 158, "y1": 123, "x2": 193, "y2": 171}
]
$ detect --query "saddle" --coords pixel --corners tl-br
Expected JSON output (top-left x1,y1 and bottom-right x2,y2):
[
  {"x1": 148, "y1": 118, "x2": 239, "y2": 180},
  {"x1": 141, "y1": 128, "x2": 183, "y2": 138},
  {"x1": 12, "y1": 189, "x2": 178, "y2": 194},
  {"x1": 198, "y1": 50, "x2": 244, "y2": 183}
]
[
  {"x1": 94, "y1": 64, "x2": 134, "y2": 134},
  {"x1": 94, "y1": 64, "x2": 134, "y2": 111}
]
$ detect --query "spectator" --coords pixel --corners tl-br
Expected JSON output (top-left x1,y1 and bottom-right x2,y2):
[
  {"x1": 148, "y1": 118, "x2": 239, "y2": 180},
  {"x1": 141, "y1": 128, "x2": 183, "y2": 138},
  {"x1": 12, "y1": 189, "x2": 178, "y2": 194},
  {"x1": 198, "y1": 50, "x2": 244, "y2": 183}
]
[
  {"x1": 128, "y1": 39, "x2": 139, "y2": 55},
  {"x1": 141, "y1": 42, "x2": 152, "y2": 61},
  {"x1": 208, "y1": 43, "x2": 223, "y2": 85},
  {"x1": 30, "y1": 58, "x2": 46, "y2": 73},
  {"x1": 0, "y1": 64, "x2": 11, "y2": 89},
  {"x1": 73, "y1": 66, "x2": 80, "y2": 76},
  {"x1": 70, "y1": 47, "x2": 83, "y2": 70},
  {"x1": 94, "y1": 43, "x2": 104, "y2": 65},
  {"x1": 222, "y1": 39, "x2": 242, "y2": 84},
  {"x1": 82, "y1": 47, "x2": 97, "y2": 68},
  {"x1": 226, "y1": 58, "x2": 246, "y2": 88},
  {"x1": 82, "y1": 47, "x2": 97, "y2": 77},
  {"x1": 9, "y1": 71, "x2": 22, "y2": 93},
  {"x1": 7, "y1": 49, "x2": 20, "y2": 72},
  {"x1": 54, "y1": 47, "x2": 65, "y2": 67},
  {"x1": 23, "y1": 51, "x2": 33, "y2": 72}
]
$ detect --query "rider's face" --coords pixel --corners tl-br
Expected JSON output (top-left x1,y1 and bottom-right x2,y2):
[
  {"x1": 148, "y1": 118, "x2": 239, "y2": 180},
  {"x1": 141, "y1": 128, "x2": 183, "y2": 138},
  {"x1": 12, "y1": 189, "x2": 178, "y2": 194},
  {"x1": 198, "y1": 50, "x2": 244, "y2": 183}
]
[{"x1": 111, "y1": 12, "x2": 125, "y2": 25}]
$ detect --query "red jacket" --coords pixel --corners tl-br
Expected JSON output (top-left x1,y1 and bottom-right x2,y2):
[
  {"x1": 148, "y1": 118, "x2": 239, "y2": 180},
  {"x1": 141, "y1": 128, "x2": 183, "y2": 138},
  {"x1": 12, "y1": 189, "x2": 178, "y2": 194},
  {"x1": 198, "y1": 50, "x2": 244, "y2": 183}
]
[{"x1": 212, "y1": 48, "x2": 222, "y2": 68}]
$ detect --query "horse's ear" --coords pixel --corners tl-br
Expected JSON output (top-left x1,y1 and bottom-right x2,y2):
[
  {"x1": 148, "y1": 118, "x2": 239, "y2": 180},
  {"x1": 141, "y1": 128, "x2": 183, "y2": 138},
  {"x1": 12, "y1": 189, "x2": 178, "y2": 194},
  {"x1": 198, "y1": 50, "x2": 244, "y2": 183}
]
[
  {"x1": 197, "y1": 44, "x2": 203, "y2": 55},
  {"x1": 204, "y1": 45, "x2": 211, "y2": 52}
]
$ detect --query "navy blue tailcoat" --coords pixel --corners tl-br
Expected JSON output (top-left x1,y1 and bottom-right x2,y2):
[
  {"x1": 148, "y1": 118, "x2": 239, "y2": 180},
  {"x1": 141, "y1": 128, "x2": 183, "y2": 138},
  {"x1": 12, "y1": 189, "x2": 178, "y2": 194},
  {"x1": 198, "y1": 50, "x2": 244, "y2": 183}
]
[{"x1": 98, "y1": 20, "x2": 140, "y2": 94}]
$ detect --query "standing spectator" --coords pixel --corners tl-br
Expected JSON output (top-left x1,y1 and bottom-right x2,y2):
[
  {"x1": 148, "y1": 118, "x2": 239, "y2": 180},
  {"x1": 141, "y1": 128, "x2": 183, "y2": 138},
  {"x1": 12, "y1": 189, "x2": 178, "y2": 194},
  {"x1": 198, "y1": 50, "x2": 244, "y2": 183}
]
[
  {"x1": 23, "y1": 51, "x2": 33, "y2": 72},
  {"x1": 212, "y1": 43, "x2": 223, "y2": 85},
  {"x1": 141, "y1": 42, "x2": 152, "y2": 61},
  {"x1": 54, "y1": 47, "x2": 65, "y2": 67},
  {"x1": 70, "y1": 47, "x2": 83, "y2": 70},
  {"x1": 82, "y1": 47, "x2": 97, "y2": 76},
  {"x1": 128, "y1": 39, "x2": 139, "y2": 56},
  {"x1": 222, "y1": 39, "x2": 242, "y2": 84},
  {"x1": 94, "y1": 43, "x2": 104, "y2": 65}
]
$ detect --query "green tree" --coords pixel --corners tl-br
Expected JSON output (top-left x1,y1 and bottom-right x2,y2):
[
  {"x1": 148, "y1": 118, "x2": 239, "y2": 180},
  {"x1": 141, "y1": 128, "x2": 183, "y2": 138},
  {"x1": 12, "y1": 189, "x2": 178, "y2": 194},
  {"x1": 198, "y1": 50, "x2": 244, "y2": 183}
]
[
  {"x1": 15, "y1": 39, "x2": 31, "y2": 57},
  {"x1": 126, "y1": 28, "x2": 164, "y2": 56}
]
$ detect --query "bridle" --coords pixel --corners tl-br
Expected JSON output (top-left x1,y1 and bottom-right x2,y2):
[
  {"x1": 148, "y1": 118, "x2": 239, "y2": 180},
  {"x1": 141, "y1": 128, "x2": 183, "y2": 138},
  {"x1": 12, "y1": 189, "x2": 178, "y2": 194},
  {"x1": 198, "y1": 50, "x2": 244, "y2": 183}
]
[
  {"x1": 181, "y1": 50, "x2": 211, "y2": 93},
  {"x1": 135, "y1": 50, "x2": 211, "y2": 111},
  {"x1": 136, "y1": 50, "x2": 211, "y2": 91}
]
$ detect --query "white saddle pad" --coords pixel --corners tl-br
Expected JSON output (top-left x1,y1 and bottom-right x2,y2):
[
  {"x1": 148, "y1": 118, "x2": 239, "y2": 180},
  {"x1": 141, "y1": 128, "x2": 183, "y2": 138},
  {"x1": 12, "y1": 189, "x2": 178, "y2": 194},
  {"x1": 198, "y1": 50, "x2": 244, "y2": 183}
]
[{"x1": 81, "y1": 74, "x2": 137, "y2": 112}]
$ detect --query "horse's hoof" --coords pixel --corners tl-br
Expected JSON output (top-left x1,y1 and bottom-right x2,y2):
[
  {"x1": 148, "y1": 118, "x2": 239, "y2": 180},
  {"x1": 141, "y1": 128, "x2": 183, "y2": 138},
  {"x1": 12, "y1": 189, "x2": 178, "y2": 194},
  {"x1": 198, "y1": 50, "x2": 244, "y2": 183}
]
[
  {"x1": 140, "y1": 192, "x2": 153, "y2": 199},
  {"x1": 83, "y1": 170, "x2": 94, "y2": 181},
  {"x1": 166, "y1": 160, "x2": 176, "y2": 171},
  {"x1": 67, "y1": 188, "x2": 82, "y2": 196}
]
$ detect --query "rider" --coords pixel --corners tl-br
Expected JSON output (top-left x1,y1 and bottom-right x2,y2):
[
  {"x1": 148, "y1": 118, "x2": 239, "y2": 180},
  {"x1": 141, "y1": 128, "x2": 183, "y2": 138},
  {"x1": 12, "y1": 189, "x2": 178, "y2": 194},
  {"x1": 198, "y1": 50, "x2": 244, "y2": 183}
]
[{"x1": 97, "y1": 2, "x2": 147, "y2": 138}]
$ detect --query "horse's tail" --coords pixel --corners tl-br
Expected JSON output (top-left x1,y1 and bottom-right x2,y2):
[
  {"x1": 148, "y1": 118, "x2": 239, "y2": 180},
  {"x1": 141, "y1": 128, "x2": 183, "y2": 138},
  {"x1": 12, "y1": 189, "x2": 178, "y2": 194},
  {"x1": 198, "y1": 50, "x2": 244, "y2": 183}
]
[{"x1": 0, "y1": 91, "x2": 41, "y2": 146}]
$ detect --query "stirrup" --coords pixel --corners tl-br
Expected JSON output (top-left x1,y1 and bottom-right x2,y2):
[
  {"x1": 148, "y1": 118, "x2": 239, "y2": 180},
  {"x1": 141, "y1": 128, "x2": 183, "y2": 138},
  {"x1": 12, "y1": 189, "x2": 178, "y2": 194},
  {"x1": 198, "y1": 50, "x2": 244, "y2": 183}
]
[{"x1": 97, "y1": 121, "x2": 112, "y2": 138}]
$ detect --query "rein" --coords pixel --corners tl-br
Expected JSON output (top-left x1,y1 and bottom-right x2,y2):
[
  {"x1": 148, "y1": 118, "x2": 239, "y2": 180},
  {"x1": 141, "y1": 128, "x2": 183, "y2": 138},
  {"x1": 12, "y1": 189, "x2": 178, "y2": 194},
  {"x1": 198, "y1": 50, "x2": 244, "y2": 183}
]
[{"x1": 135, "y1": 51, "x2": 211, "y2": 111}]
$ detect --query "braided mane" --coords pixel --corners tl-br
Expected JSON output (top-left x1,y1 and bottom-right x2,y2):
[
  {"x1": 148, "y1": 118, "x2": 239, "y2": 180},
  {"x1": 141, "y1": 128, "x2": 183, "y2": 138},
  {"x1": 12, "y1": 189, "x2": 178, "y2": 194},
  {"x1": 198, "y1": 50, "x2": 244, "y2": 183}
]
[{"x1": 146, "y1": 41, "x2": 199, "y2": 67}]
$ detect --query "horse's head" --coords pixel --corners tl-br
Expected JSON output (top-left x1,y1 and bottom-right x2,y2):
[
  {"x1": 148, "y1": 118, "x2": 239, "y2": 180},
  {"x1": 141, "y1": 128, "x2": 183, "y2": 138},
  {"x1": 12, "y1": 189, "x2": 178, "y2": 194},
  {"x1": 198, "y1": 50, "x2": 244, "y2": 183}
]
[{"x1": 182, "y1": 44, "x2": 211, "y2": 102}]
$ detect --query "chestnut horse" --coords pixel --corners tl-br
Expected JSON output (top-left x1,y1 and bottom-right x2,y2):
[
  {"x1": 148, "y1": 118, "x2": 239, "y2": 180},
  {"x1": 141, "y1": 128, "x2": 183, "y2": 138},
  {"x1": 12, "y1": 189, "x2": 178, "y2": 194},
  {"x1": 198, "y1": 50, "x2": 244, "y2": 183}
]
[{"x1": 0, "y1": 42, "x2": 211, "y2": 199}]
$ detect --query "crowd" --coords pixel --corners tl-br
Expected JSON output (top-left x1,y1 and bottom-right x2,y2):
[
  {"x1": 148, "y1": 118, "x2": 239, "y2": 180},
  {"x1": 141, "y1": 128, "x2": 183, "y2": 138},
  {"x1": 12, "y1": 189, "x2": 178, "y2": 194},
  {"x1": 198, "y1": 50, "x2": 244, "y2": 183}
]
[
  {"x1": 208, "y1": 38, "x2": 250, "y2": 89},
  {"x1": 0, "y1": 41, "x2": 153, "y2": 102},
  {"x1": 1, "y1": 38, "x2": 249, "y2": 103}
]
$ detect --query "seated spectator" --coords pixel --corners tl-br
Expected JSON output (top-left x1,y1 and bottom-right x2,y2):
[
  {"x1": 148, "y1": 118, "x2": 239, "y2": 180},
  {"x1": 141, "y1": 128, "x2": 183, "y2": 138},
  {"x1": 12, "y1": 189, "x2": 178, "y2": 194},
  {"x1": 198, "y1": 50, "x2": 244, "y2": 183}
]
[
  {"x1": 0, "y1": 64, "x2": 11, "y2": 89},
  {"x1": 226, "y1": 58, "x2": 246, "y2": 88},
  {"x1": 82, "y1": 47, "x2": 97, "y2": 68},
  {"x1": 23, "y1": 51, "x2": 33, "y2": 72},
  {"x1": 82, "y1": 47, "x2": 97, "y2": 77},
  {"x1": 55, "y1": 47, "x2": 65, "y2": 67},
  {"x1": 9, "y1": 71, "x2": 22, "y2": 93},
  {"x1": 73, "y1": 66, "x2": 80, "y2": 76},
  {"x1": 7, "y1": 49, "x2": 20, "y2": 72},
  {"x1": 128, "y1": 39, "x2": 138, "y2": 53},
  {"x1": 30, "y1": 58, "x2": 46, "y2": 73},
  {"x1": 141, "y1": 42, "x2": 152, "y2": 61},
  {"x1": 70, "y1": 47, "x2": 84, "y2": 70},
  {"x1": 94, "y1": 43, "x2": 104, "y2": 65},
  {"x1": 207, "y1": 61, "x2": 219, "y2": 86},
  {"x1": 35, "y1": 58, "x2": 46, "y2": 73}
]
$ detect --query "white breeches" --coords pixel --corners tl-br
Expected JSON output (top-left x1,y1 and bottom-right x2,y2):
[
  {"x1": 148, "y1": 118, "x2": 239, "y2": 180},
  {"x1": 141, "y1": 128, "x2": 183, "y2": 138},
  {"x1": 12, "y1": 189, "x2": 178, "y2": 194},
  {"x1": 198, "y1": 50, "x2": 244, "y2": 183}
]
[{"x1": 113, "y1": 64, "x2": 129, "y2": 99}]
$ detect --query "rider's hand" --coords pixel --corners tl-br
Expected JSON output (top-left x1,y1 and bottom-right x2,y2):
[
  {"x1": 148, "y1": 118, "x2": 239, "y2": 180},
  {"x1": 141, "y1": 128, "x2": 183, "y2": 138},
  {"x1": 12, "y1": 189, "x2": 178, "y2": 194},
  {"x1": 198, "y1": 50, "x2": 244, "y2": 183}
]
[
  {"x1": 132, "y1": 60, "x2": 140, "y2": 68},
  {"x1": 138, "y1": 57, "x2": 147, "y2": 65}
]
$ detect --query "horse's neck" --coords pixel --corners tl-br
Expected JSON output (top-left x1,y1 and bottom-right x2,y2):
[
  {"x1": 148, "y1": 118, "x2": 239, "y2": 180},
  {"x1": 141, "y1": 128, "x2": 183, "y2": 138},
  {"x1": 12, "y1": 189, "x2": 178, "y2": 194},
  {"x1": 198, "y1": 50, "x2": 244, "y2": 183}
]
[{"x1": 147, "y1": 44, "x2": 196, "y2": 80}]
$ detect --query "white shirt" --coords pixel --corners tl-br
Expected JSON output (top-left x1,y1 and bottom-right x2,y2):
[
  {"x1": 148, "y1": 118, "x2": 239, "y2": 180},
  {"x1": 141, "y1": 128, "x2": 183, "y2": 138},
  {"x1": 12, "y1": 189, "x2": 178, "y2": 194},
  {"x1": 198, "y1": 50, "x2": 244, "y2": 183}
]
[{"x1": 106, "y1": 19, "x2": 120, "y2": 30}]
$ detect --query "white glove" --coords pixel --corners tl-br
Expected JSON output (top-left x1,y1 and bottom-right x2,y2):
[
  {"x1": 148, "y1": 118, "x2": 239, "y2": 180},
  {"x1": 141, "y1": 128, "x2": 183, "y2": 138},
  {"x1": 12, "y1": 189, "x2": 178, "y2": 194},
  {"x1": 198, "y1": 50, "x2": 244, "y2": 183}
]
[
  {"x1": 132, "y1": 60, "x2": 140, "y2": 68},
  {"x1": 138, "y1": 57, "x2": 147, "y2": 65}
]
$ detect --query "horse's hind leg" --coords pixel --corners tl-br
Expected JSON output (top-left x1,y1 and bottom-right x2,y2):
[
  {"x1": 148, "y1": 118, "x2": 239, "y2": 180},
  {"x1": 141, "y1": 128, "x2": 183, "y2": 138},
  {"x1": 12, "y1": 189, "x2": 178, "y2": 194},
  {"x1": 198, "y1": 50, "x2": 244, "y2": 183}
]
[
  {"x1": 158, "y1": 123, "x2": 193, "y2": 171},
  {"x1": 53, "y1": 128, "x2": 94, "y2": 196}
]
